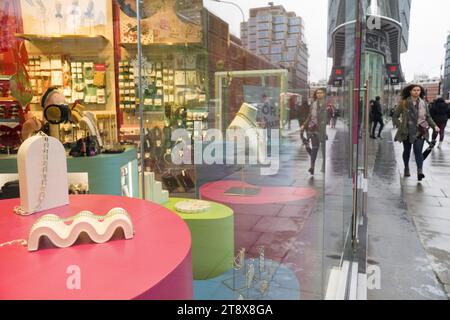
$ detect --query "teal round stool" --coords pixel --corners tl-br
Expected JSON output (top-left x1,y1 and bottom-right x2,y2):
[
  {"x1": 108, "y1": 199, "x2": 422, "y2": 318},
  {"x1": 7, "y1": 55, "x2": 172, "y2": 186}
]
[{"x1": 164, "y1": 198, "x2": 234, "y2": 280}]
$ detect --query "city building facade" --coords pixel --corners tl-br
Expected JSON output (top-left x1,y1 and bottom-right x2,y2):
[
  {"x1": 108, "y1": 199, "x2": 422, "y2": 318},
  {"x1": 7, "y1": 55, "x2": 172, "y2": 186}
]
[
  {"x1": 413, "y1": 75, "x2": 441, "y2": 102},
  {"x1": 240, "y1": 4, "x2": 309, "y2": 89},
  {"x1": 443, "y1": 34, "x2": 450, "y2": 99}
]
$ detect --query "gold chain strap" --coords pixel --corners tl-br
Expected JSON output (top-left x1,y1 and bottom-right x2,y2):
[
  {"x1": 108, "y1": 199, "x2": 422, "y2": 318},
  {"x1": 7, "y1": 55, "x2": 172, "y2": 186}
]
[
  {"x1": 13, "y1": 132, "x2": 49, "y2": 216},
  {"x1": 0, "y1": 239, "x2": 27, "y2": 248}
]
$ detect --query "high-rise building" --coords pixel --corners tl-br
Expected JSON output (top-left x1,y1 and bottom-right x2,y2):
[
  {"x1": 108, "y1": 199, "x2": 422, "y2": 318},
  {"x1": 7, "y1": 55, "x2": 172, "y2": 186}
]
[
  {"x1": 328, "y1": 0, "x2": 411, "y2": 99},
  {"x1": 240, "y1": 4, "x2": 309, "y2": 89},
  {"x1": 443, "y1": 34, "x2": 450, "y2": 99}
]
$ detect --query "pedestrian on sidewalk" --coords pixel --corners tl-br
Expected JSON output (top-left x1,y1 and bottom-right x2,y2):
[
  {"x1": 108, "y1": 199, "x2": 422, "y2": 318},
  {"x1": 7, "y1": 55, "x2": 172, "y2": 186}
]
[
  {"x1": 430, "y1": 97, "x2": 450, "y2": 148},
  {"x1": 393, "y1": 84, "x2": 440, "y2": 181},
  {"x1": 300, "y1": 88, "x2": 327, "y2": 176},
  {"x1": 331, "y1": 105, "x2": 340, "y2": 128},
  {"x1": 371, "y1": 96, "x2": 384, "y2": 139},
  {"x1": 369, "y1": 100, "x2": 375, "y2": 136},
  {"x1": 327, "y1": 103, "x2": 334, "y2": 127},
  {"x1": 297, "y1": 99, "x2": 310, "y2": 128}
]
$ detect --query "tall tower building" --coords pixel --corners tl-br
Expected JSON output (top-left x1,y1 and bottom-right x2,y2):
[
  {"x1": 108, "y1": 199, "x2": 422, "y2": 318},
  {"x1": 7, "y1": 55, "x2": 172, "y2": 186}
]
[
  {"x1": 443, "y1": 34, "x2": 450, "y2": 99},
  {"x1": 240, "y1": 4, "x2": 309, "y2": 89}
]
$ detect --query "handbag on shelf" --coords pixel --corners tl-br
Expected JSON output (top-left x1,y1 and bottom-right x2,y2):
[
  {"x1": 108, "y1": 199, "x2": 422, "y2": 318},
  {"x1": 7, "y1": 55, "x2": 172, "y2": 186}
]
[
  {"x1": 0, "y1": 180, "x2": 20, "y2": 199},
  {"x1": 103, "y1": 146, "x2": 125, "y2": 154},
  {"x1": 176, "y1": 169, "x2": 195, "y2": 190},
  {"x1": 162, "y1": 170, "x2": 180, "y2": 192},
  {"x1": 69, "y1": 135, "x2": 101, "y2": 157}
]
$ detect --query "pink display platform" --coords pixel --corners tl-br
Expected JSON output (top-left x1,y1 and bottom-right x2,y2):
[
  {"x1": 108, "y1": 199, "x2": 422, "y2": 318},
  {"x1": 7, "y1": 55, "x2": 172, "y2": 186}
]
[
  {"x1": 0, "y1": 195, "x2": 193, "y2": 300},
  {"x1": 200, "y1": 180, "x2": 319, "y2": 261},
  {"x1": 200, "y1": 180, "x2": 318, "y2": 206}
]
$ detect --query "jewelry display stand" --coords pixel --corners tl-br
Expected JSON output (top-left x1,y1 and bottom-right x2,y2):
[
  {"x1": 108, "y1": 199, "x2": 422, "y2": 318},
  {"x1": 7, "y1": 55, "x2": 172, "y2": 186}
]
[
  {"x1": 17, "y1": 133, "x2": 69, "y2": 214},
  {"x1": 138, "y1": 171, "x2": 169, "y2": 204},
  {"x1": 225, "y1": 103, "x2": 266, "y2": 196},
  {"x1": 221, "y1": 246, "x2": 280, "y2": 300},
  {"x1": 27, "y1": 208, "x2": 134, "y2": 251}
]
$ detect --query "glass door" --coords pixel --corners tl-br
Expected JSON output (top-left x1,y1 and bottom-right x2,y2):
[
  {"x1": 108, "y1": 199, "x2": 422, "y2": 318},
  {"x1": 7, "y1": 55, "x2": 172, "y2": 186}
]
[{"x1": 324, "y1": 0, "x2": 368, "y2": 299}]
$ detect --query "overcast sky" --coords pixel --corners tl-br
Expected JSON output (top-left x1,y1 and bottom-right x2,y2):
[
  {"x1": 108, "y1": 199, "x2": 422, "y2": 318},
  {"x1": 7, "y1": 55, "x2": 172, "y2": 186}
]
[{"x1": 204, "y1": 0, "x2": 450, "y2": 83}]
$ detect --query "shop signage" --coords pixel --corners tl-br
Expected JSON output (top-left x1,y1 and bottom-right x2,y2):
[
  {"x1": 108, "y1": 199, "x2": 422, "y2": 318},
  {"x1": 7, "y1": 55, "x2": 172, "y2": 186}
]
[
  {"x1": 243, "y1": 85, "x2": 281, "y2": 130},
  {"x1": 390, "y1": 77, "x2": 399, "y2": 85}
]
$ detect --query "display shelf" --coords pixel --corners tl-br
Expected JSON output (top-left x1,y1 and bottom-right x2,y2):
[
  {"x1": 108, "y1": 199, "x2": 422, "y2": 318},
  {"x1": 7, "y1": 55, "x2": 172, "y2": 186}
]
[
  {"x1": 0, "y1": 119, "x2": 20, "y2": 123},
  {"x1": 119, "y1": 43, "x2": 190, "y2": 50},
  {"x1": 120, "y1": 43, "x2": 143, "y2": 50},
  {"x1": 142, "y1": 110, "x2": 165, "y2": 115},
  {"x1": 0, "y1": 146, "x2": 138, "y2": 197},
  {"x1": 15, "y1": 33, "x2": 108, "y2": 44}
]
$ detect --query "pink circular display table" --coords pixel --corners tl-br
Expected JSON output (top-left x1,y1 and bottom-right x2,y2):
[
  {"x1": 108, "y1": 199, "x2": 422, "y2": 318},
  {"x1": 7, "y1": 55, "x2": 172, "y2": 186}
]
[
  {"x1": 0, "y1": 195, "x2": 193, "y2": 300},
  {"x1": 200, "y1": 180, "x2": 318, "y2": 205}
]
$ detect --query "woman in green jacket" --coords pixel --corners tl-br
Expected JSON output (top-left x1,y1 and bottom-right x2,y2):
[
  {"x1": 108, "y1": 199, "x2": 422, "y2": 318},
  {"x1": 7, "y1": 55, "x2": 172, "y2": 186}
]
[{"x1": 393, "y1": 84, "x2": 440, "y2": 181}]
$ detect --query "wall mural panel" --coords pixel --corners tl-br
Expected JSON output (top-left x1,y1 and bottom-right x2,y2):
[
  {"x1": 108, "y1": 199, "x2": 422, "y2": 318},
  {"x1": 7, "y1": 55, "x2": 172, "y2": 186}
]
[{"x1": 118, "y1": 0, "x2": 203, "y2": 45}]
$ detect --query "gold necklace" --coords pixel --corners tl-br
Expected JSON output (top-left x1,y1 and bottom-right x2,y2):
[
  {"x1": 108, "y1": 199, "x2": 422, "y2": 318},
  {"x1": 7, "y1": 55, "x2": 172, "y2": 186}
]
[{"x1": 0, "y1": 239, "x2": 27, "y2": 248}]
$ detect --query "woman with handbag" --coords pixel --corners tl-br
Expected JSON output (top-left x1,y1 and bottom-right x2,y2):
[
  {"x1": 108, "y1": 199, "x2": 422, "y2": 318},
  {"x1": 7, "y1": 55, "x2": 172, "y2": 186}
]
[
  {"x1": 393, "y1": 84, "x2": 440, "y2": 181},
  {"x1": 300, "y1": 88, "x2": 327, "y2": 175}
]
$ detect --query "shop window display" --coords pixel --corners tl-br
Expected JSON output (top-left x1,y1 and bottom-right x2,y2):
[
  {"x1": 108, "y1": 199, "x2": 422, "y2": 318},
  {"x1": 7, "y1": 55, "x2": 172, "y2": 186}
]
[{"x1": 0, "y1": 0, "x2": 328, "y2": 301}]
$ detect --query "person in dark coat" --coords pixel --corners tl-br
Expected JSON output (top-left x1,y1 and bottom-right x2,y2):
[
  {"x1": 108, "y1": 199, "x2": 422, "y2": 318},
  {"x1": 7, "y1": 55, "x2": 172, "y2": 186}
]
[
  {"x1": 300, "y1": 88, "x2": 327, "y2": 175},
  {"x1": 371, "y1": 96, "x2": 384, "y2": 139},
  {"x1": 297, "y1": 99, "x2": 310, "y2": 128},
  {"x1": 430, "y1": 97, "x2": 450, "y2": 148},
  {"x1": 369, "y1": 100, "x2": 375, "y2": 135}
]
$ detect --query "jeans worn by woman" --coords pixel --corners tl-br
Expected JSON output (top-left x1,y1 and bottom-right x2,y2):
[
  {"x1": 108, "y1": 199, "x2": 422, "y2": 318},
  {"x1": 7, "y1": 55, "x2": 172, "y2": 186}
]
[{"x1": 402, "y1": 138, "x2": 425, "y2": 172}]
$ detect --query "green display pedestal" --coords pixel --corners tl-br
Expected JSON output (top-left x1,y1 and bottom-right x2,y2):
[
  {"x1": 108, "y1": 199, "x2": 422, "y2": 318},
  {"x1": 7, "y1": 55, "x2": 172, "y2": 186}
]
[{"x1": 164, "y1": 198, "x2": 234, "y2": 280}]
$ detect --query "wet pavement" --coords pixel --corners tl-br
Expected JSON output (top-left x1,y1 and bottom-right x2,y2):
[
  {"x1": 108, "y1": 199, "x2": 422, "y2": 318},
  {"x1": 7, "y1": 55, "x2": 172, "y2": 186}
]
[
  {"x1": 366, "y1": 121, "x2": 449, "y2": 300},
  {"x1": 392, "y1": 121, "x2": 450, "y2": 299}
]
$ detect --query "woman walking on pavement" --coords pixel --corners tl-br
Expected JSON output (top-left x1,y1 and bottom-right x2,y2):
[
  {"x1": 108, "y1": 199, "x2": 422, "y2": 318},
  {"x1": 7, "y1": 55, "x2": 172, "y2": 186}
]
[
  {"x1": 300, "y1": 88, "x2": 327, "y2": 176},
  {"x1": 430, "y1": 97, "x2": 450, "y2": 148},
  {"x1": 393, "y1": 84, "x2": 440, "y2": 181}
]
